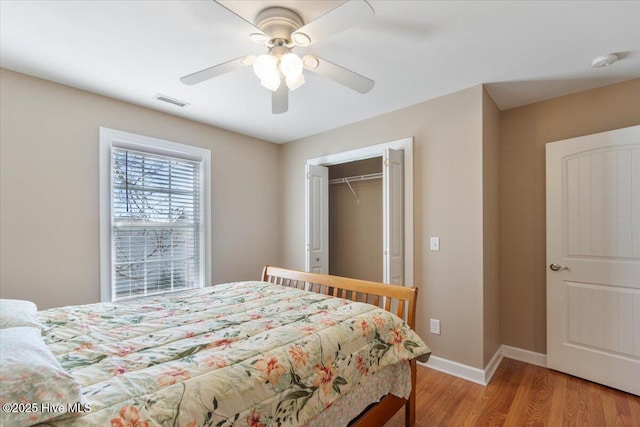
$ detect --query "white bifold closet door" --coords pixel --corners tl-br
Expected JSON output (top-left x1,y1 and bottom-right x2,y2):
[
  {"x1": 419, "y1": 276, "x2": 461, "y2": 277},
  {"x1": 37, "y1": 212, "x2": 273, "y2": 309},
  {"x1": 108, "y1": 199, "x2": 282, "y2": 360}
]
[
  {"x1": 305, "y1": 163, "x2": 329, "y2": 274},
  {"x1": 383, "y1": 148, "x2": 404, "y2": 285}
]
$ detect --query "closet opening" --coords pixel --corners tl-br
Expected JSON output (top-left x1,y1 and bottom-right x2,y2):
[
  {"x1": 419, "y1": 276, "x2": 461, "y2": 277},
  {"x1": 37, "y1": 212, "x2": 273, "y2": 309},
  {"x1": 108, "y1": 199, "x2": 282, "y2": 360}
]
[
  {"x1": 305, "y1": 137, "x2": 413, "y2": 286},
  {"x1": 329, "y1": 157, "x2": 383, "y2": 282}
]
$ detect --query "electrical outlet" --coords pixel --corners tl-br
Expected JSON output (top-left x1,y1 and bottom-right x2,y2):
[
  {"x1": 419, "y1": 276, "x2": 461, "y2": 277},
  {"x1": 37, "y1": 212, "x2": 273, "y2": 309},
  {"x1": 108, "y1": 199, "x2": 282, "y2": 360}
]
[{"x1": 430, "y1": 318, "x2": 441, "y2": 335}]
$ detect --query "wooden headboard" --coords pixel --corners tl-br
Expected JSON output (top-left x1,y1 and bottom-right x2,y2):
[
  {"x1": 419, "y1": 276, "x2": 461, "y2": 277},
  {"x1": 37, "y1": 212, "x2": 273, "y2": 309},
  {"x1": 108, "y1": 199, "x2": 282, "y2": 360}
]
[{"x1": 261, "y1": 265, "x2": 418, "y2": 329}]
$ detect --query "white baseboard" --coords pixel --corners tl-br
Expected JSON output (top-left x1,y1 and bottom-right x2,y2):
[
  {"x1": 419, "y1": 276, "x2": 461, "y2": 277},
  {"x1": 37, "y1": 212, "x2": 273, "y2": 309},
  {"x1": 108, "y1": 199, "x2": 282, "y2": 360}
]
[
  {"x1": 483, "y1": 345, "x2": 504, "y2": 384},
  {"x1": 418, "y1": 356, "x2": 486, "y2": 385},
  {"x1": 419, "y1": 344, "x2": 547, "y2": 386},
  {"x1": 501, "y1": 345, "x2": 547, "y2": 368}
]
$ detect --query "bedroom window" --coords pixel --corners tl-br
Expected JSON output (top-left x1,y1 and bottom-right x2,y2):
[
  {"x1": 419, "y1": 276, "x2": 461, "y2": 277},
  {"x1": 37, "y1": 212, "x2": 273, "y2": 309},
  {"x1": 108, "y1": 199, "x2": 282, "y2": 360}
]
[{"x1": 99, "y1": 128, "x2": 211, "y2": 302}]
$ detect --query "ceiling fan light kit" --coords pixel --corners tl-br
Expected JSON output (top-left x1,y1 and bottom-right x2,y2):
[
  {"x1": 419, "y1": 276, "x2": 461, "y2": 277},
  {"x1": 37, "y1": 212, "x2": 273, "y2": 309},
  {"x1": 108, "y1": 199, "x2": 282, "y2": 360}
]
[
  {"x1": 280, "y1": 53, "x2": 303, "y2": 81},
  {"x1": 181, "y1": 0, "x2": 376, "y2": 114},
  {"x1": 252, "y1": 40, "x2": 306, "y2": 92},
  {"x1": 286, "y1": 73, "x2": 306, "y2": 91}
]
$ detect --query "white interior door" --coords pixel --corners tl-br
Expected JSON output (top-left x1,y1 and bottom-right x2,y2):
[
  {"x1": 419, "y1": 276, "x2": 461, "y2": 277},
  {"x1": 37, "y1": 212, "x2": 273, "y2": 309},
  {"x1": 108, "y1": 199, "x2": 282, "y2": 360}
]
[
  {"x1": 305, "y1": 163, "x2": 329, "y2": 273},
  {"x1": 546, "y1": 125, "x2": 640, "y2": 396},
  {"x1": 383, "y1": 148, "x2": 404, "y2": 285}
]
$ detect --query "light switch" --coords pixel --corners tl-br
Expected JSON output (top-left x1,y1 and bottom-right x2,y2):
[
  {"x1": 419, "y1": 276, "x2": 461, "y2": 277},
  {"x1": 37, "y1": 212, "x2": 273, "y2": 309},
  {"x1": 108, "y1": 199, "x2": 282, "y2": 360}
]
[
  {"x1": 430, "y1": 237, "x2": 440, "y2": 251},
  {"x1": 430, "y1": 318, "x2": 441, "y2": 335}
]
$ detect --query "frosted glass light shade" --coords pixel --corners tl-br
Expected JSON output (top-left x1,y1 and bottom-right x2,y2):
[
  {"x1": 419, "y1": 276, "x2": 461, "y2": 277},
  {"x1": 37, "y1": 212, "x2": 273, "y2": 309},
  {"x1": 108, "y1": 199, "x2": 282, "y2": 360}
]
[
  {"x1": 286, "y1": 73, "x2": 305, "y2": 91},
  {"x1": 280, "y1": 53, "x2": 303, "y2": 80},
  {"x1": 261, "y1": 72, "x2": 281, "y2": 91},
  {"x1": 253, "y1": 54, "x2": 277, "y2": 80}
]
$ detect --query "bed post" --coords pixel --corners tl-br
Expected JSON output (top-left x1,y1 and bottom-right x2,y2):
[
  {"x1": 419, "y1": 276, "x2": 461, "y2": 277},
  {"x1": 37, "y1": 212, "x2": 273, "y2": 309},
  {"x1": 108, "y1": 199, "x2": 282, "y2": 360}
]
[
  {"x1": 406, "y1": 358, "x2": 416, "y2": 427},
  {"x1": 406, "y1": 287, "x2": 417, "y2": 427},
  {"x1": 261, "y1": 265, "x2": 269, "y2": 281}
]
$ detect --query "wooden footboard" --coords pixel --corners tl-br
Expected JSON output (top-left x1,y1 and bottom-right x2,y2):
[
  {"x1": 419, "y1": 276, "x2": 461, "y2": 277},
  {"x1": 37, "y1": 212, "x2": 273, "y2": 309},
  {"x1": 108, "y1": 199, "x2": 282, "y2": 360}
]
[{"x1": 261, "y1": 266, "x2": 419, "y2": 427}]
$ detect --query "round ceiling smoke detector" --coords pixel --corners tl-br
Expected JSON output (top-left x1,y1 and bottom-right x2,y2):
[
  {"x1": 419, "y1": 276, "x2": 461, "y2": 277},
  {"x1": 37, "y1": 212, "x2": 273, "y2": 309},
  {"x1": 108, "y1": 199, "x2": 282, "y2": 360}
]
[{"x1": 591, "y1": 54, "x2": 618, "y2": 68}]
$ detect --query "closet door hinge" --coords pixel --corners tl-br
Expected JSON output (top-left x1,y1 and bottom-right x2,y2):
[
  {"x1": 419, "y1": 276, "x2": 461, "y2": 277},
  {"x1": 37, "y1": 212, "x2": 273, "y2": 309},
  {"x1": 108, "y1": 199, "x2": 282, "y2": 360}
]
[
  {"x1": 384, "y1": 158, "x2": 389, "y2": 167},
  {"x1": 306, "y1": 173, "x2": 310, "y2": 179}
]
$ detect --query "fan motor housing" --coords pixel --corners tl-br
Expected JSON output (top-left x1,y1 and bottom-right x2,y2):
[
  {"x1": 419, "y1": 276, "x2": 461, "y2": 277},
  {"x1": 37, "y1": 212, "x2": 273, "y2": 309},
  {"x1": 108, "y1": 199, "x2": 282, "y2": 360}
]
[{"x1": 255, "y1": 7, "x2": 304, "y2": 42}]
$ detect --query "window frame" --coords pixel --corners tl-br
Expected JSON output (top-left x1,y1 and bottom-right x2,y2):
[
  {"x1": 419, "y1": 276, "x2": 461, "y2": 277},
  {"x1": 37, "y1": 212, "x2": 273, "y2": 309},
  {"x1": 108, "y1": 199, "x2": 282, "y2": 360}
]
[{"x1": 99, "y1": 127, "x2": 211, "y2": 302}]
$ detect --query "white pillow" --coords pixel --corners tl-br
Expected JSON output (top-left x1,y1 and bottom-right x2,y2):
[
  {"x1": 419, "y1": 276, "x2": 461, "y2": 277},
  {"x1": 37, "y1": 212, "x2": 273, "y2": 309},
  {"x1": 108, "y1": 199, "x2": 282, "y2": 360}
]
[
  {"x1": 0, "y1": 327, "x2": 83, "y2": 427},
  {"x1": 0, "y1": 299, "x2": 42, "y2": 330}
]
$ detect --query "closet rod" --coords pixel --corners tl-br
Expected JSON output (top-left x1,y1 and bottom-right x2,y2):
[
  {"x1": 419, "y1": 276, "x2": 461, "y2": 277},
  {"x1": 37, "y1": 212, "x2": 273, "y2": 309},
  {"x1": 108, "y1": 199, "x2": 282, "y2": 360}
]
[{"x1": 328, "y1": 172, "x2": 382, "y2": 185}]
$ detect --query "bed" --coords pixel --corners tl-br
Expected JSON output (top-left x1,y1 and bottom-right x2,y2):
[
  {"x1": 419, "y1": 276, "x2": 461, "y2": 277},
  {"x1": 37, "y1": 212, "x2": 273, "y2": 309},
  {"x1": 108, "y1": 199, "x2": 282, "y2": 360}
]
[{"x1": 0, "y1": 266, "x2": 430, "y2": 427}]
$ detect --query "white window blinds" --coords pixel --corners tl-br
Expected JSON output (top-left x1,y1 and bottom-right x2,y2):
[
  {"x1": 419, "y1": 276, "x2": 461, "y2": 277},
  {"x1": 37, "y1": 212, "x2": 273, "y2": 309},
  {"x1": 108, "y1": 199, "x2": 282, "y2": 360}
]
[{"x1": 110, "y1": 147, "x2": 203, "y2": 300}]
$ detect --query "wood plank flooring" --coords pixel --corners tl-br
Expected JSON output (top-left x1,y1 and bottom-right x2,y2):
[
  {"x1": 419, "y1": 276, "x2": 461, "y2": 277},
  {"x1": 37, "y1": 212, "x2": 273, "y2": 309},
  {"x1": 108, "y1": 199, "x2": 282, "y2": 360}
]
[{"x1": 385, "y1": 358, "x2": 640, "y2": 427}]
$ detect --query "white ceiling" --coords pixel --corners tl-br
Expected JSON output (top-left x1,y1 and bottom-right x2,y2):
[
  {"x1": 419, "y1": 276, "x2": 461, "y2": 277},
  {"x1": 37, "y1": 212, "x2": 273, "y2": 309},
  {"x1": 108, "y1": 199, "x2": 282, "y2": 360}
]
[{"x1": 1, "y1": 1, "x2": 639, "y2": 144}]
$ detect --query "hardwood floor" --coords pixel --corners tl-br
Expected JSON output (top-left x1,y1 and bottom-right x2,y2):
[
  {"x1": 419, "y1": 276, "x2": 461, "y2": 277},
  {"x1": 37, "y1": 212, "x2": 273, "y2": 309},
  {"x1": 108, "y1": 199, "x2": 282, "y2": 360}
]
[{"x1": 385, "y1": 358, "x2": 640, "y2": 427}]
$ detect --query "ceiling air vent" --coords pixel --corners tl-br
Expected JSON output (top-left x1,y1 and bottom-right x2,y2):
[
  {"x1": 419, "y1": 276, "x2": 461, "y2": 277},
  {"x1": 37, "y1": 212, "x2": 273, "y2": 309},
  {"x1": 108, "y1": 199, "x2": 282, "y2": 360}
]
[{"x1": 154, "y1": 94, "x2": 189, "y2": 107}]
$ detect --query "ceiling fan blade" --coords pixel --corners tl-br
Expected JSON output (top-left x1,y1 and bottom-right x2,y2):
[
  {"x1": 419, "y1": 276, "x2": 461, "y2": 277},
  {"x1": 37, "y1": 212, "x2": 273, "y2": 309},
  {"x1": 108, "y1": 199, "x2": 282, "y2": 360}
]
[
  {"x1": 303, "y1": 55, "x2": 374, "y2": 94},
  {"x1": 180, "y1": 56, "x2": 253, "y2": 85},
  {"x1": 292, "y1": 0, "x2": 374, "y2": 46},
  {"x1": 272, "y1": 79, "x2": 288, "y2": 114},
  {"x1": 213, "y1": 1, "x2": 268, "y2": 44}
]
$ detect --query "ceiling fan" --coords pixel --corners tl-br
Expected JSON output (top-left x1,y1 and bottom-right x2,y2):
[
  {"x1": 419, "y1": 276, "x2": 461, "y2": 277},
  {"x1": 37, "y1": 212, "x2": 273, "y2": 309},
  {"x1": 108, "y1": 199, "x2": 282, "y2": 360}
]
[{"x1": 180, "y1": 0, "x2": 376, "y2": 114}]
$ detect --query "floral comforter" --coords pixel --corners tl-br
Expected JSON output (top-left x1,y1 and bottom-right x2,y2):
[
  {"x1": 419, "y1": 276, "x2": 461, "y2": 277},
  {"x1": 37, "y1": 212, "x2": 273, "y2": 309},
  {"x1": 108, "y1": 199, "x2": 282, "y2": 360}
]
[{"x1": 37, "y1": 281, "x2": 431, "y2": 426}]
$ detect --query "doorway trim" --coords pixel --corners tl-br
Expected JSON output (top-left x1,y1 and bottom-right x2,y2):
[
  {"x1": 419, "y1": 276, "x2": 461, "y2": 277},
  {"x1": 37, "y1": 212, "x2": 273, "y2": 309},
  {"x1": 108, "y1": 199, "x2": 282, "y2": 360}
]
[{"x1": 306, "y1": 137, "x2": 414, "y2": 286}]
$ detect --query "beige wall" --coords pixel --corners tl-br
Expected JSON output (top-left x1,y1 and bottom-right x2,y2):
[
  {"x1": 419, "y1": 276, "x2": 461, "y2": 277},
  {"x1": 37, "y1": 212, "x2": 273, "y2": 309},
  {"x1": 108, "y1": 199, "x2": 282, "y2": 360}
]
[
  {"x1": 281, "y1": 86, "x2": 488, "y2": 368},
  {"x1": 329, "y1": 157, "x2": 382, "y2": 179},
  {"x1": 482, "y1": 88, "x2": 501, "y2": 366},
  {"x1": 499, "y1": 78, "x2": 640, "y2": 353},
  {"x1": 5, "y1": 63, "x2": 636, "y2": 366},
  {"x1": 329, "y1": 160, "x2": 383, "y2": 282},
  {"x1": 0, "y1": 69, "x2": 282, "y2": 309}
]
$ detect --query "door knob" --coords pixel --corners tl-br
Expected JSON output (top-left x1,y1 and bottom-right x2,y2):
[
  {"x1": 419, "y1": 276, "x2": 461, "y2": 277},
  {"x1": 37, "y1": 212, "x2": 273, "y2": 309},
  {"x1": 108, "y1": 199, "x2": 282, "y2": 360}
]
[
  {"x1": 315, "y1": 257, "x2": 320, "y2": 262},
  {"x1": 549, "y1": 263, "x2": 568, "y2": 272}
]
